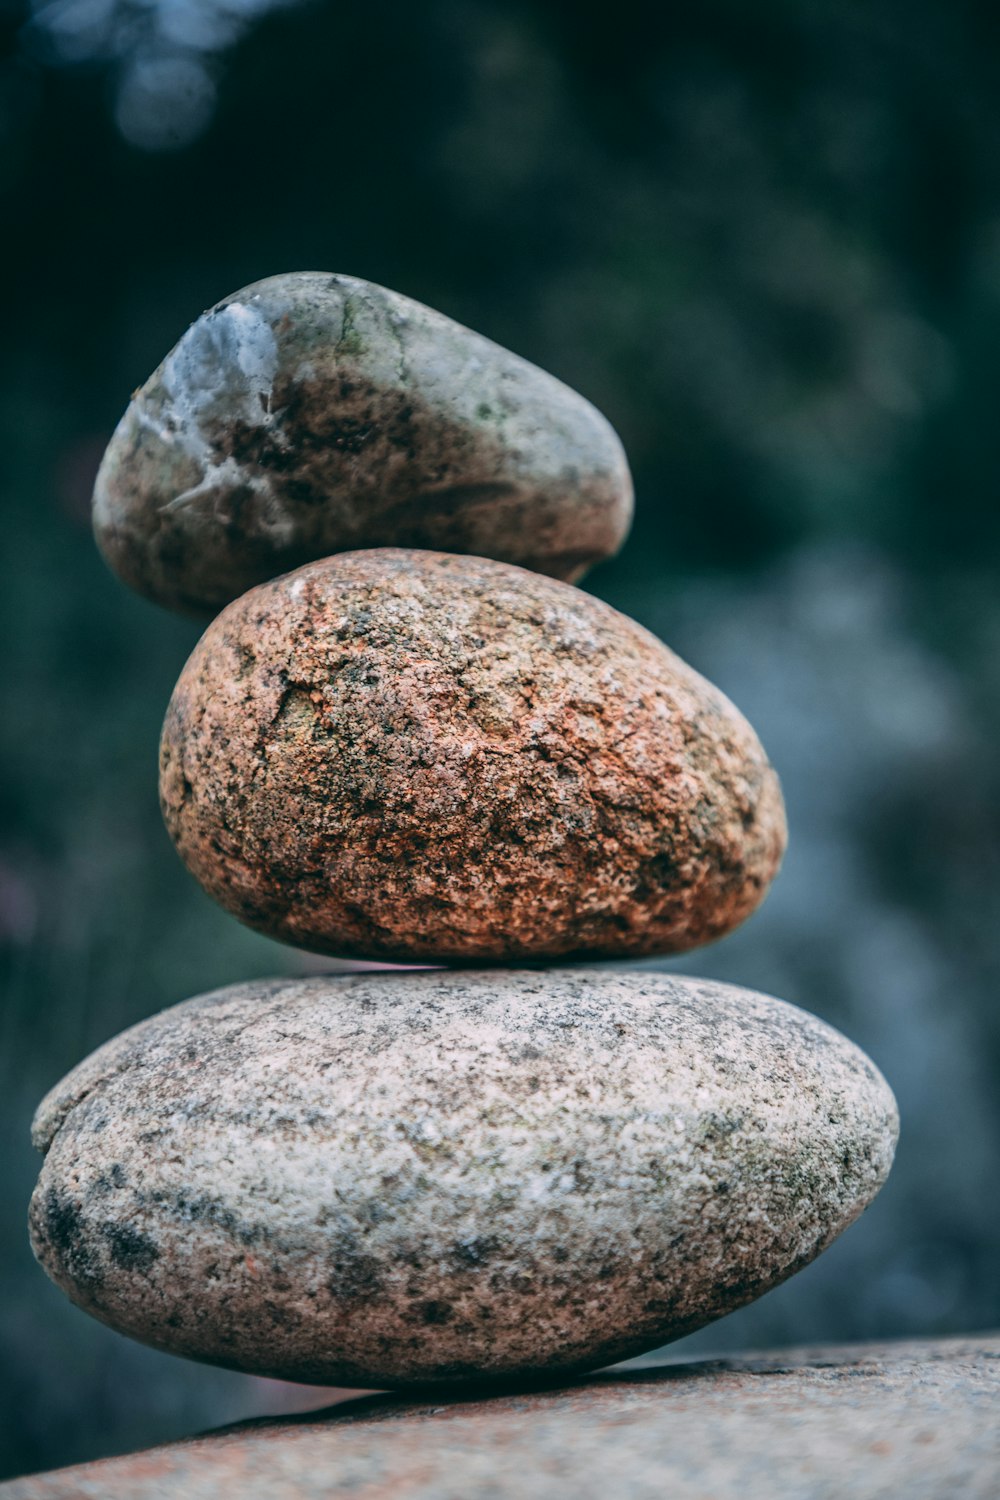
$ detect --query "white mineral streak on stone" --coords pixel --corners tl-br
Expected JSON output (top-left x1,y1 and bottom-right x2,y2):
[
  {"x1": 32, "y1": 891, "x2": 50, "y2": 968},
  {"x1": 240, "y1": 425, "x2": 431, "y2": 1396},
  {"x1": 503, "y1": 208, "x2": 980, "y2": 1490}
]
[
  {"x1": 154, "y1": 302, "x2": 281, "y2": 512},
  {"x1": 160, "y1": 301, "x2": 279, "y2": 426},
  {"x1": 29, "y1": 969, "x2": 898, "y2": 1389}
]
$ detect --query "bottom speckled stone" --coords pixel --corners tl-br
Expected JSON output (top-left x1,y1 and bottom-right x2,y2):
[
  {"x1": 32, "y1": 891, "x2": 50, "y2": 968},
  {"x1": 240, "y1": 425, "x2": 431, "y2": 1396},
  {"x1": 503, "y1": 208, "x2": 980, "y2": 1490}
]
[
  {"x1": 4, "y1": 1338, "x2": 996, "y2": 1499},
  {"x1": 28, "y1": 969, "x2": 897, "y2": 1386}
]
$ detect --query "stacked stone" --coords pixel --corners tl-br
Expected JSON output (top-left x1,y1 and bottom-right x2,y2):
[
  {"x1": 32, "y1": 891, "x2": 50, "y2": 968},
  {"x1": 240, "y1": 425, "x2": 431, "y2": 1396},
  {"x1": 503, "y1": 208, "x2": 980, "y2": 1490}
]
[{"x1": 29, "y1": 274, "x2": 898, "y2": 1389}]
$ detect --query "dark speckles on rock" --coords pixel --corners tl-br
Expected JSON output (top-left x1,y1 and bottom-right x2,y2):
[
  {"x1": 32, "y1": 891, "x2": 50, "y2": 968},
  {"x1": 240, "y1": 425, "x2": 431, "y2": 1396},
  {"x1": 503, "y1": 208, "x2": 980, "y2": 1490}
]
[
  {"x1": 28, "y1": 969, "x2": 897, "y2": 1388},
  {"x1": 451, "y1": 1237, "x2": 501, "y2": 1268},
  {"x1": 419, "y1": 1301, "x2": 454, "y2": 1326},
  {"x1": 34, "y1": 1191, "x2": 104, "y2": 1291},
  {"x1": 159, "y1": 549, "x2": 786, "y2": 963},
  {"x1": 95, "y1": 1162, "x2": 128, "y2": 1193},
  {"x1": 101, "y1": 1221, "x2": 159, "y2": 1273},
  {"x1": 92, "y1": 272, "x2": 634, "y2": 615},
  {"x1": 327, "y1": 1259, "x2": 385, "y2": 1303}
]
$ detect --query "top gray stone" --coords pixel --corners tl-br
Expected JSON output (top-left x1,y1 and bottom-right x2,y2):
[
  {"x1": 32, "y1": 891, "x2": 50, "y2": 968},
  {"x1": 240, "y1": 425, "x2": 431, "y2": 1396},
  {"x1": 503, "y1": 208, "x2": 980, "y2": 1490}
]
[
  {"x1": 92, "y1": 273, "x2": 634, "y2": 614},
  {"x1": 3, "y1": 1336, "x2": 996, "y2": 1498}
]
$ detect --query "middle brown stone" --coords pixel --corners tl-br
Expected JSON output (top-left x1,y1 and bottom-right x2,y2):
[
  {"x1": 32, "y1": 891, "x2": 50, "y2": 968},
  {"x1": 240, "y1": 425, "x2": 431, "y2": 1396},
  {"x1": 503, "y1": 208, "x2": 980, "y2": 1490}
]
[{"x1": 159, "y1": 549, "x2": 786, "y2": 962}]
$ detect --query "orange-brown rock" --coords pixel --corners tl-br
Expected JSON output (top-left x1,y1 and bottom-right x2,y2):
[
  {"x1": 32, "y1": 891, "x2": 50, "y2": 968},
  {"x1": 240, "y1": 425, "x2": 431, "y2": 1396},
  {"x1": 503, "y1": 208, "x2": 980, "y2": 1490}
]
[{"x1": 159, "y1": 550, "x2": 786, "y2": 962}]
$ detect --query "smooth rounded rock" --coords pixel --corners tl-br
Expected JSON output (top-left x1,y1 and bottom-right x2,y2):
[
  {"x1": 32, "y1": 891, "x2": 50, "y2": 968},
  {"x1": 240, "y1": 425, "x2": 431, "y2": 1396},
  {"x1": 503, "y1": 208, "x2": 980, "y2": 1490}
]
[
  {"x1": 93, "y1": 272, "x2": 633, "y2": 614},
  {"x1": 28, "y1": 969, "x2": 898, "y2": 1388},
  {"x1": 159, "y1": 549, "x2": 786, "y2": 963}
]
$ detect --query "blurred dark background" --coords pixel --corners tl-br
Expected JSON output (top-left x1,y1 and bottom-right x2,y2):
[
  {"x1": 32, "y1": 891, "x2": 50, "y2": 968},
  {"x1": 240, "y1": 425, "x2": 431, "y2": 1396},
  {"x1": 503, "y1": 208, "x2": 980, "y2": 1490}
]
[{"x1": 2, "y1": 0, "x2": 999, "y2": 1480}]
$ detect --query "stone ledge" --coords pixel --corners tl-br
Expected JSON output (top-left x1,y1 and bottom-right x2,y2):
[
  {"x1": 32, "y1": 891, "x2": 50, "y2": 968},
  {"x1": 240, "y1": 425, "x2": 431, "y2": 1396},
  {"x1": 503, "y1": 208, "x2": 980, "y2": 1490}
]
[{"x1": 4, "y1": 1335, "x2": 998, "y2": 1499}]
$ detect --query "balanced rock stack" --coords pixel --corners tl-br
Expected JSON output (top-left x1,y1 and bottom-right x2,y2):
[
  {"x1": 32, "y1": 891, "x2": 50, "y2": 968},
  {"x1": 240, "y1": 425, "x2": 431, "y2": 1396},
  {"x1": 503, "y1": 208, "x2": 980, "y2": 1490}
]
[{"x1": 29, "y1": 275, "x2": 898, "y2": 1388}]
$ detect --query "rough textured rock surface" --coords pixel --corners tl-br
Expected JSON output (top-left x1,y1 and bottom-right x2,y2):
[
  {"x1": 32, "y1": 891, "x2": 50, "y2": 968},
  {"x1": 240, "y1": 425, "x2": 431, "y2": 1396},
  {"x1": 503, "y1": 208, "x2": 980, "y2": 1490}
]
[
  {"x1": 29, "y1": 969, "x2": 897, "y2": 1387},
  {"x1": 6, "y1": 1337, "x2": 994, "y2": 1499},
  {"x1": 159, "y1": 550, "x2": 786, "y2": 962},
  {"x1": 92, "y1": 272, "x2": 633, "y2": 614}
]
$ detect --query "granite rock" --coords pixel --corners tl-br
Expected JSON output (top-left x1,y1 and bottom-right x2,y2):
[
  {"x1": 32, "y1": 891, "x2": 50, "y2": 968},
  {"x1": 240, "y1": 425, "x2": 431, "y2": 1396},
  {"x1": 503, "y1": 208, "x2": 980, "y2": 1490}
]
[
  {"x1": 92, "y1": 273, "x2": 633, "y2": 614},
  {"x1": 4, "y1": 1337, "x2": 994, "y2": 1499},
  {"x1": 159, "y1": 550, "x2": 786, "y2": 962},
  {"x1": 29, "y1": 969, "x2": 897, "y2": 1387}
]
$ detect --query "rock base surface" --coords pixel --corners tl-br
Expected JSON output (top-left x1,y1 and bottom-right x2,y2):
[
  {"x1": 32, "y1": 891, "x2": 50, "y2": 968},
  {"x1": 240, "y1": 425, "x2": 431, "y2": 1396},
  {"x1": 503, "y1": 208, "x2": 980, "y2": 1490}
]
[{"x1": 5, "y1": 1335, "x2": 997, "y2": 1498}]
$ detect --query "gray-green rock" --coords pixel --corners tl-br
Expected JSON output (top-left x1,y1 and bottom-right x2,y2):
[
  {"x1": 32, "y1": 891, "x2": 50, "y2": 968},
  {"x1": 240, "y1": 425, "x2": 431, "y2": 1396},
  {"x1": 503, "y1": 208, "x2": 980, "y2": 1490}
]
[
  {"x1": 29, "y1": 969, "x2": 897, "y2": 1388},
  {"x1": 92, "y1": 273, "x2": 633, "y2": 613}
]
